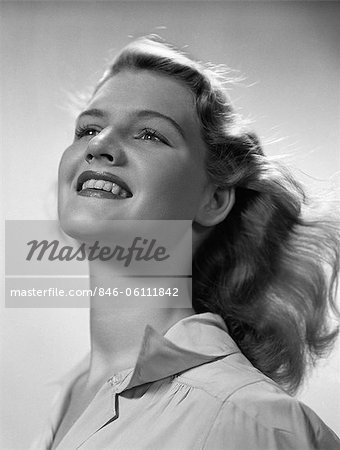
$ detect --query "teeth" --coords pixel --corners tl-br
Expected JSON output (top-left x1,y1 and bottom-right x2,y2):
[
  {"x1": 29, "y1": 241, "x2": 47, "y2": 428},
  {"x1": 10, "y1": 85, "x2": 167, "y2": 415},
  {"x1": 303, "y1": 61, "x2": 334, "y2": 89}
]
[
  {"x1": 81, "y1": 178, "x2": 130, "y2": 198},
  {"x1": 94, "y1": 180, "x2": 105, "y2": 189},
  {"x1": 111, "y1": 183, "x2": 120, "y2": 195},
  {"x1": 103, "y1": 181, "x2": 112, "y2": 191}
]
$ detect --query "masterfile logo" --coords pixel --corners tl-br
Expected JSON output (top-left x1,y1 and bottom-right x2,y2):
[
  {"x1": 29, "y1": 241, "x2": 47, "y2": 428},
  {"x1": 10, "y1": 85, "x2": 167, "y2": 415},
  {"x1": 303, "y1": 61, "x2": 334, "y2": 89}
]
[{"x1": 5, "y1": 220, "x2": 192, "y2": 308}]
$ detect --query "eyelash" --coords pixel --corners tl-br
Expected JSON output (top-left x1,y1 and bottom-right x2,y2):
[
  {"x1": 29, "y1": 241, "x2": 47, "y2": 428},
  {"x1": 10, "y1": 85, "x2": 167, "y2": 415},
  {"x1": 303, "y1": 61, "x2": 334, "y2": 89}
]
[
  {"x1": 136, "y1": 128, "x2": 168, "y2": 145},
  {"x1": 74, "y1": 125, "x2": 169, "y2": 145},
  {"x1": 74, "y1": 125, "x2": 100, "y2": 140}
]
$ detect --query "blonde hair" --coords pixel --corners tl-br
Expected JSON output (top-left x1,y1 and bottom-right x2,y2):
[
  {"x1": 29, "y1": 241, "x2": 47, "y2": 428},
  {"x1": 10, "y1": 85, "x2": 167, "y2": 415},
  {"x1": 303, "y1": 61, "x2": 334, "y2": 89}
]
[{"x1": 95, "y1": 36, "x2": 339, "y2": 394}]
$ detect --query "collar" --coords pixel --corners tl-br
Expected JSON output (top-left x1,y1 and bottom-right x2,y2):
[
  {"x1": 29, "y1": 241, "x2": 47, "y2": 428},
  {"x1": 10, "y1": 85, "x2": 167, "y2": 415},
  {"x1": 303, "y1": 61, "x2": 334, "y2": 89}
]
[{"x1": 54, "y1": 312, "x2": 240, "y2": 394}]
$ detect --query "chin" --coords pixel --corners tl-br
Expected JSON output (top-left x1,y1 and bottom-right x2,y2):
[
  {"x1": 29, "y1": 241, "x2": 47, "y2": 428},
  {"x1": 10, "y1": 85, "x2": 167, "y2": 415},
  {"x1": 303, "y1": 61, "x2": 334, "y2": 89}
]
[
  {"x1": 58, "y1": 209, "x2": 133, "y2": 249},
  {"x1": 58, "y1": 202, "x2": 101, "y2": 240}
]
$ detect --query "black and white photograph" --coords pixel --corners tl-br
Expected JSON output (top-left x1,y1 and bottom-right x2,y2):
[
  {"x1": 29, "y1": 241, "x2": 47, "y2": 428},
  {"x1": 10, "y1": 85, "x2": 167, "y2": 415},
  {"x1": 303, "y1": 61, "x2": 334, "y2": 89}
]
[{"x1": 1, "y1": 1, "x2": 340, "y2": 449}]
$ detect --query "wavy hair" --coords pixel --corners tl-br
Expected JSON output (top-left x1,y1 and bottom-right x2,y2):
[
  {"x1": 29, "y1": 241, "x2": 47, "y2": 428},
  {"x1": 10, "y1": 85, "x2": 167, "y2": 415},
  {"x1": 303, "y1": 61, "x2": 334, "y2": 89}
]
[{"x1": 95, "y1": 36, "x2": 340, "y2": 394}]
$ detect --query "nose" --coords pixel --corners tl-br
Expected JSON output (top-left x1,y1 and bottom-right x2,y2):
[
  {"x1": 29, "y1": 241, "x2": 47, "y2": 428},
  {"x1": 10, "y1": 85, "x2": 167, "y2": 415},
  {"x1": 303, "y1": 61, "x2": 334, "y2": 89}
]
[{"x1": 84, "y1": 127, "x2": 126, "y2": 166}]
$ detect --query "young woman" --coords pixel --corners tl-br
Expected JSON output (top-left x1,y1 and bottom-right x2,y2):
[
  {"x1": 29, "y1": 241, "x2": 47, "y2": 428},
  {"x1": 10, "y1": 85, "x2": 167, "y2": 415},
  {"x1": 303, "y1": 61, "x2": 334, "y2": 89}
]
[{"x1": 32, "y1": 36, "x2": 340, "y2": 449}]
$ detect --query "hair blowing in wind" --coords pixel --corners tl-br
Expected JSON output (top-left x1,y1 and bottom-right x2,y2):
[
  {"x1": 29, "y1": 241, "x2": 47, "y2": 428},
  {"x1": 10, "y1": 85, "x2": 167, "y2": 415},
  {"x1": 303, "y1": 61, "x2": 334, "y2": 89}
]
[{"x1": 95, "y1": 35, "x2": 340, "y2": 395}]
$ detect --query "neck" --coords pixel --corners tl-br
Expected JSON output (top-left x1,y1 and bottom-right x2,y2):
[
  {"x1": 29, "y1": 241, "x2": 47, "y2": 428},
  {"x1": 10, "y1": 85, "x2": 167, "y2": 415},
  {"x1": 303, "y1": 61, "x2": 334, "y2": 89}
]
[{"x1": 86, "y1": 259, "x2": 195, "y2": 390}]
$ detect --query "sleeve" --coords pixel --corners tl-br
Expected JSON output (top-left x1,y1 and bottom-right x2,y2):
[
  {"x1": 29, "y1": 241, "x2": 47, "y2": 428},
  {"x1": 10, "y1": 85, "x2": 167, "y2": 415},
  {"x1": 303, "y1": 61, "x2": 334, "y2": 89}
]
[{"x1": 203, "y1": 388, "x2": 340, "y2": 450}]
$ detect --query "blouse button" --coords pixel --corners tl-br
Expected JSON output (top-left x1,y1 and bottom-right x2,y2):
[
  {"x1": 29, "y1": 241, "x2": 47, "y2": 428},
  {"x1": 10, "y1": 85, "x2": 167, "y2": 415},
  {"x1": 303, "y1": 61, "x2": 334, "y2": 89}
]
[{"x1": 108, "y1": 374, "x2": 122, "y2": 386}]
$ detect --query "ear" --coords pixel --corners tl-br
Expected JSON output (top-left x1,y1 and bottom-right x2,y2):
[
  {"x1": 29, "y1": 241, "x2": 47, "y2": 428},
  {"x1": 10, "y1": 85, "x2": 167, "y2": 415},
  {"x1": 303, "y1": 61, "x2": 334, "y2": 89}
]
[{"x1": 194, "y1": 185, "x2": 235, "y2": 227}]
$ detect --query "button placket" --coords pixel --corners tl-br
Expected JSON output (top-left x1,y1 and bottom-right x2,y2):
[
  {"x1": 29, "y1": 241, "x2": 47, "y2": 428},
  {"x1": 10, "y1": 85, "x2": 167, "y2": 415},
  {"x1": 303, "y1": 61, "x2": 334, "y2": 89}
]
[
  {"x1": 108, "y1": 373, "x2": 123, "y2": 387},
  {"x1": 107, "y1": 374, "x2": 122, "y2": 412}
]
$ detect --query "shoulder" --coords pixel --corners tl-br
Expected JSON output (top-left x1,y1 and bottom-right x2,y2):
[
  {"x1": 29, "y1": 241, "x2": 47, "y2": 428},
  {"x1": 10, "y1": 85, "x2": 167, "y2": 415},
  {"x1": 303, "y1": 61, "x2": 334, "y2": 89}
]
[
  {"x1": 203, "y1": 391, "x2": 340, "y2": 450},
  {"x1": 177, "y1": 350, "x2": 276, "y2": 401},
  {"x1": 177, "y1": 352, "x2": 340, "y2": 450}
]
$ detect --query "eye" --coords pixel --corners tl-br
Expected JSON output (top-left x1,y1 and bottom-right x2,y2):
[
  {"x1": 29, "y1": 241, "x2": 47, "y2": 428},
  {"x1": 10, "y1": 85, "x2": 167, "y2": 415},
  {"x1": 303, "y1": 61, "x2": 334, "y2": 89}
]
[
  {"x1": 74, "y1": 125, "x2": 101, "y2": 140},
  {"x1": 136, "y1": 128, "x2": 169, "y2": 145}
]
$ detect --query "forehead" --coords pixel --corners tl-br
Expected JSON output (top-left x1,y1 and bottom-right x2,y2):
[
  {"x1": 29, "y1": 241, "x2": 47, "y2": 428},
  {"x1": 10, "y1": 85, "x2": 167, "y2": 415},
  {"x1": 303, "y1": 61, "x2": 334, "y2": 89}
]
[{"x1": 88, "y1": 70, "x2": 200, "y2": 132}]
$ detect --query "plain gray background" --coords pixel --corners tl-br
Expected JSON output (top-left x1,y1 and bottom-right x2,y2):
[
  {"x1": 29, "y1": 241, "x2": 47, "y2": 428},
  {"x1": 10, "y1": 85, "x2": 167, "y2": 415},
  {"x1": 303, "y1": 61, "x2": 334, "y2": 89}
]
[{"x1": 1, "y1": 1, "x2": 339, "y2": 447}]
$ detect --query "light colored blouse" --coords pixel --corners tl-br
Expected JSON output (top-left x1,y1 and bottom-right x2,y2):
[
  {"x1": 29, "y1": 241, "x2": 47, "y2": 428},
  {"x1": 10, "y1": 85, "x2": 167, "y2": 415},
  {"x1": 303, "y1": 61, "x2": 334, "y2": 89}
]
[{"x1": 31, "y1": 313, "x2": 340, "y2": 449}]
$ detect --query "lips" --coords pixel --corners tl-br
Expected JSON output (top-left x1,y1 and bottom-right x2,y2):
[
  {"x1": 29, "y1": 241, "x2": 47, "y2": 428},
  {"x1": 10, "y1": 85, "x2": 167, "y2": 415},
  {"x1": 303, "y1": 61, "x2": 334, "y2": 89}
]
[{"x1": 76, "y1": 170, "x2": 133, "y2": 199}]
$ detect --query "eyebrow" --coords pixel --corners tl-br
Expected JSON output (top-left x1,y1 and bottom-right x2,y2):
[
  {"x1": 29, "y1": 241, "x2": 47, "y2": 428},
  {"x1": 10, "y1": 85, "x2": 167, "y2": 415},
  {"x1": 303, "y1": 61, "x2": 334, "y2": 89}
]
[
  {"x1": 76, "y1": 108, "x2": 185, "y2": 139},
  {"x1": 77, "y1": 108, "x2": 107, "y2": 122},
  {"x1": 135, "y1": 110, "x2": 185, "y2": 139}
]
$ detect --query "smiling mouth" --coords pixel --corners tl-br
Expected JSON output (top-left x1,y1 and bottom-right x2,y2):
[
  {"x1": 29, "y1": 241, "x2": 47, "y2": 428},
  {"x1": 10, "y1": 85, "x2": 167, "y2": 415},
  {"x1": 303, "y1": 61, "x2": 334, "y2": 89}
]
[{"x1": 76, "y1": 171, "x2": 133, "y2": 200}]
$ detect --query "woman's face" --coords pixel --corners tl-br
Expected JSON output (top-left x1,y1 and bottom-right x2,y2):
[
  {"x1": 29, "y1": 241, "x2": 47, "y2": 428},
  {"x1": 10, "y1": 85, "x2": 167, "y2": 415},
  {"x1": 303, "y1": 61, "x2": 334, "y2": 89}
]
[{"x1": 58, "y1": 69, "x2": 211, "y2": 231}]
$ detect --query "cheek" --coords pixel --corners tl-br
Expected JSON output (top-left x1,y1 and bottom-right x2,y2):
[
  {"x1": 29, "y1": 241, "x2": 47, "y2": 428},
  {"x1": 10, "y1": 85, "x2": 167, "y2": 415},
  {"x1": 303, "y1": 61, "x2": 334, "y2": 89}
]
[
  {"x1": 58, "y1": 146, "x2": 80, "y2": 186},
  {"x1": 57, "y1": 147, "x2": 80, "y2": 212},
  {"x1": 167, "y1": 157, "x2": 206, "y2": 193},
  {"x1": 148, "y1": 160, "x2": 206, "y2": 213}
]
